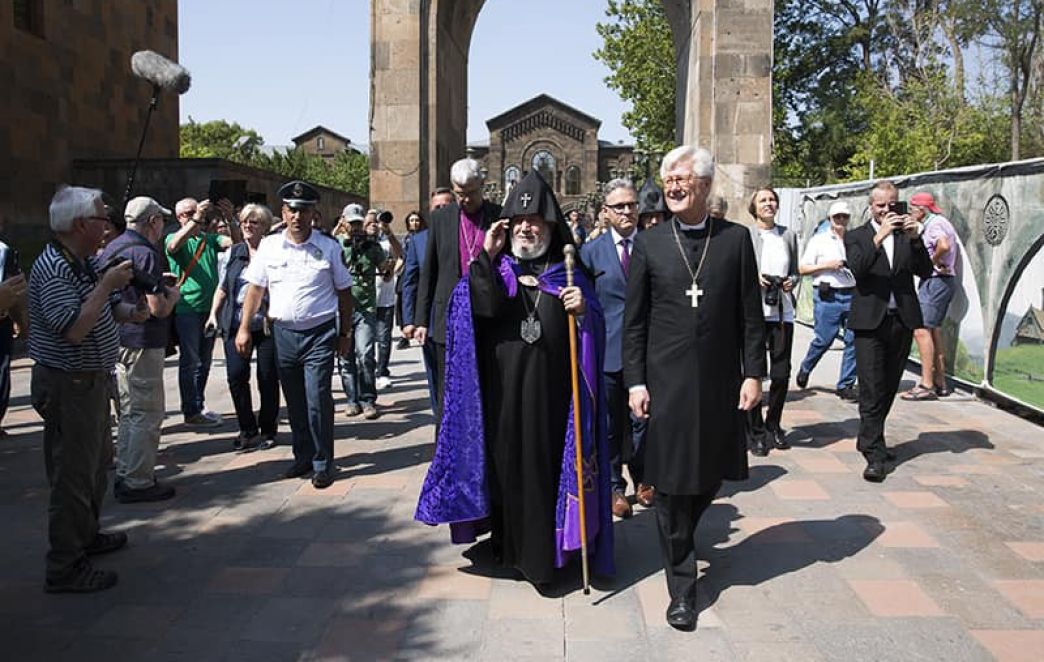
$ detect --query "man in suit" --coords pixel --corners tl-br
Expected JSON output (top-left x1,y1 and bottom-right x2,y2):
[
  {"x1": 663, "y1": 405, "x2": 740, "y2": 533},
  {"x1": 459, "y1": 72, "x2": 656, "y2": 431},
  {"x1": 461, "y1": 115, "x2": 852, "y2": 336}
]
[
  {"x1": 845, "y1": 180, "x2": 933, "y2": 483},
  {"x1": 400, "y1": 220, "x2": 436, "y2": 413},
  {"x1": 581, "y1": 179, "x2": 650, "y2": 519},
  {"x1": 414, "y1": 159, "x2": 502, "y2": 419}
]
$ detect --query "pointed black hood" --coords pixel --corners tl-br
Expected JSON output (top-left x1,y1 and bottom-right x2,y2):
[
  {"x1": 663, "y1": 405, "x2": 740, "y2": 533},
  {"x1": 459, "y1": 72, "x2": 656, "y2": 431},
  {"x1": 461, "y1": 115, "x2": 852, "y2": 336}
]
[
  {"x1": 638, "y1": 178, "x2": 666, "y2": 216},
  {"x1": 501, "y1": 170, "x2": 574, "y2": 257}
]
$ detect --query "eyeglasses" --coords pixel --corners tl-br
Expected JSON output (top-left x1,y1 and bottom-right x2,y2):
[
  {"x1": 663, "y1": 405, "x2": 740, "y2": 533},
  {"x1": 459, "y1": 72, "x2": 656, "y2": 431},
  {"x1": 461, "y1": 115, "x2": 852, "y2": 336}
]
[
  {"x1": 663, "y1": 175, "x2": 697, "y2": 188},
  {"x1": 453, "y1": 186, "x2": 482, "y2": 199},
  {"x1": 606, "y1": 202, "x2": 637, "y2": 213},
  {"x1": 86, "y1": 215, "x2": 111, "y2": 223}
]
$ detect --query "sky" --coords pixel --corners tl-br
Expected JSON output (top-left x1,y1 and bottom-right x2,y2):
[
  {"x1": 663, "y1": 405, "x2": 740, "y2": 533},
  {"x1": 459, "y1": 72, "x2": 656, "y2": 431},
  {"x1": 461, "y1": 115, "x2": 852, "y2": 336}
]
[{"x1": 177, "y1": 0, "x2": 635, "y2": 150}]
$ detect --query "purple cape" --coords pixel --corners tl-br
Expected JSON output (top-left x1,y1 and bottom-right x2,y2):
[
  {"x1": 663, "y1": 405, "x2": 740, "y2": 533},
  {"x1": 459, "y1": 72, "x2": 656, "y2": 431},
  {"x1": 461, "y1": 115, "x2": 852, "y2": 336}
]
[{"x1": 414, "y1": 254, "x2": 615, "y2": 577}]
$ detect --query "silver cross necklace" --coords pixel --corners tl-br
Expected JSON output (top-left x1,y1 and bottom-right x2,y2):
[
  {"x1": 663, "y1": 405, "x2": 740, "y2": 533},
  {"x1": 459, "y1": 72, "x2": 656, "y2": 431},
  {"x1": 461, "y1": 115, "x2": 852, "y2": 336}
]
[
  {"x1": 671, "y1": 216, "x2": 713, "y2": 308},
  {"x1": 519, "y1": 256, "x2": 549, "y2": 344}
]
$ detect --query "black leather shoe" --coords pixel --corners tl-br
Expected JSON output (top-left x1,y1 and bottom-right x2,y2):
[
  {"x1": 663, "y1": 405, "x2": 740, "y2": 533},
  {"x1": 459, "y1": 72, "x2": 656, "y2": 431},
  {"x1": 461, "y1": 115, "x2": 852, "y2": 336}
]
[
  {"x1": 750, "y1": 440, "x2": 770, "y2": 457},
  {"x1": 885, "y1": 448, "x2": 897, "y2": 462},
  {"x1": 666, "y1": 597, "x2": 697, "y2": 631},
  {"x1": 282, "y1": 462, "x2": 312, "y2": 479},
  {"x1": 768, "y1": 427, "x2": 790, "y2": 450},
  {"x1": 863, "y1": 462, "x2": 887, "y2": 483},
  {"x1": 311, "y1": 470, "x2": 334, "y2": 489},
  {"x1": 837, "y1": 385, "x2": 860, "y2": 401},
  {"x1": 796, "y1": 371, "x2": 809, "y2": 389}
]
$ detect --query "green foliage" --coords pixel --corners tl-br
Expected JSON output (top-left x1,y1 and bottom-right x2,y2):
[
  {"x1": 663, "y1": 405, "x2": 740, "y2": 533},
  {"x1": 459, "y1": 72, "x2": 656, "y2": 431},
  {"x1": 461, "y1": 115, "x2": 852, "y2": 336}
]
[
  {"x1": 593, "y1": 0, "x2": 676, "y2": 154},
  {"x1": 179, "y1": 119, "x2": 368, "y2": 196}
]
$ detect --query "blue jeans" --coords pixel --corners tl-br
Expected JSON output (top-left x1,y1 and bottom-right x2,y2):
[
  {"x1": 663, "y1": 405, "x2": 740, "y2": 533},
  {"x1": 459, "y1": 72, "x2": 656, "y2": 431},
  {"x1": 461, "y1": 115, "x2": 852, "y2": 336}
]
[
  {"x1": 799, "y1": 289, "x2": 856, "y2": 390},
  {"x1": 375, "y1": 306, "x2": 394, "y2": 378},
  {"x1": 338, "y1": 309, "x2": 377, "y2": 406},
  {"x1": 174, "y1": 311, "x2": 215, "y2": 417},
  {"x1": 273, "y1": 319, "x2": 336, "y2": 473},
  {"x1": 224, "y1": 330, "x2": 280, "y2": 437}
]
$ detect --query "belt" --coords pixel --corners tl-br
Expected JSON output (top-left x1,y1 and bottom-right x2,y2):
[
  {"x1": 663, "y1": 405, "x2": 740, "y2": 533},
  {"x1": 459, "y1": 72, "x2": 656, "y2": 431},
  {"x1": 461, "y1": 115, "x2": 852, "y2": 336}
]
[{"x1": 815, "y1": 283, "x2": 854, "y2": 294}]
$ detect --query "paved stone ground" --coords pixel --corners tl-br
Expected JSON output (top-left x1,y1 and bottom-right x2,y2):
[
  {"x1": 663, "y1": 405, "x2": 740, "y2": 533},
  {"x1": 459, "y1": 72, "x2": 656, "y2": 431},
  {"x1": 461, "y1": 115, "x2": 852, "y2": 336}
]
[{"x1": 0, "y1": 326, "x2": 1042, "y2": 661}]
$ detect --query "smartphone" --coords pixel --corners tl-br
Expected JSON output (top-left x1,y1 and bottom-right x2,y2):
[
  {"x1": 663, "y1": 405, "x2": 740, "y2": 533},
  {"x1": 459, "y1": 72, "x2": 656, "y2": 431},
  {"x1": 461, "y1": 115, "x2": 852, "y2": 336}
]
[
  {"x1": 887, "y1": 201, "x2": 908, "y2": 215},
  {"x1": 5, "y1": 247, "x2": 21, "y2": 278},
  {"x1": 207, "y1": 179, "x2": 247, "y2": 208}
]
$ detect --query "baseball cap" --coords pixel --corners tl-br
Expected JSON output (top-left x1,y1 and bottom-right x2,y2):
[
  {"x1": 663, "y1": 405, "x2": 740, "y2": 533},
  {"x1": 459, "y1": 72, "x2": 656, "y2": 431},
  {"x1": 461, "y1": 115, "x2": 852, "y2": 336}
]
[
  {"x1": 342, "y1": 203, "x2": 365, "y2": 223},
  {"x1": 910, "y1": 192, "x2": 943, "y2": 214},
  {"x1": 828, "y1": 201, "x2": 852, "y2": 218},
  {"x1": 124, "y1": 196, "x2": 171, "y2": 224}
]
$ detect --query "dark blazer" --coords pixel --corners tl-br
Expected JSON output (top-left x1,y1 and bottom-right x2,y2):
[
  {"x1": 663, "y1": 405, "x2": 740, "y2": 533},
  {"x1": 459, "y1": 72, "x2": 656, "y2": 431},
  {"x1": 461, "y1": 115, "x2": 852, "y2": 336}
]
[
  {"x1": 415, "y1": 199, "x2": 502, "y2": 343},
  {"x1": 580, "y1": 230, "x2": 629, "y2": 373},
  {"x1": 845, "y1": 221, "x2": 933, "y2": 331},
  {"x1": 400, "y1": 229, "x2": 428, "y2": 328}
]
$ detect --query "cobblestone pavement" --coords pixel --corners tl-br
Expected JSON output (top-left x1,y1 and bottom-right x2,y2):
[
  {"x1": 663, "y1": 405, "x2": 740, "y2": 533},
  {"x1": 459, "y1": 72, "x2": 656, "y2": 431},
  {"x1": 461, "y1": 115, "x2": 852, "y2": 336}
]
[{"x1": 0, "y1": 327, "x2": 1041, "y2": 661}]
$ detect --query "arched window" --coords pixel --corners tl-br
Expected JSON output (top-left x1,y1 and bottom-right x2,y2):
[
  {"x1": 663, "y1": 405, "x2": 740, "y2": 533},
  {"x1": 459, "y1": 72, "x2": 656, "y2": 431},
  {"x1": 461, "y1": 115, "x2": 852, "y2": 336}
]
[
  {"x1": 504, "y1": 166, "x2": 521, "y2": 188},
  {"x1": 532, "y1": 150, "x2": 556, "y2": 188},
  {"x1": 565, "y1": 166, "x2": 581, "y2": 195}
]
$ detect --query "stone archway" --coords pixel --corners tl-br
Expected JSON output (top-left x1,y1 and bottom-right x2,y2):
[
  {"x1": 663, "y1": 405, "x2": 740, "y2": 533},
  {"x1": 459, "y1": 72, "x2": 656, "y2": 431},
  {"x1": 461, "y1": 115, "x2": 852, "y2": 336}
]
[{"x1": 369, "y1": 0, "x2": 772, "y2": 221}]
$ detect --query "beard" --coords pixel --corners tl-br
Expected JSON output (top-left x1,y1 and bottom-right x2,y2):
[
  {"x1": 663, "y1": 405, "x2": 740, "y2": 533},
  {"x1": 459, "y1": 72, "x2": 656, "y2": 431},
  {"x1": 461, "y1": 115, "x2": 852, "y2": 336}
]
[{"x1": 511, "y1": 233, "x2": 551, "y2": 260}]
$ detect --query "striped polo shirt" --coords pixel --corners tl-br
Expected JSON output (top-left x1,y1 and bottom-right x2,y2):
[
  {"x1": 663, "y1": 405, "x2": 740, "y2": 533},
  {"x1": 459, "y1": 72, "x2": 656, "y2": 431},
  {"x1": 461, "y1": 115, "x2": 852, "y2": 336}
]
[{"x1": 28, "y1": 243, "x2": 121, "y2": 372}]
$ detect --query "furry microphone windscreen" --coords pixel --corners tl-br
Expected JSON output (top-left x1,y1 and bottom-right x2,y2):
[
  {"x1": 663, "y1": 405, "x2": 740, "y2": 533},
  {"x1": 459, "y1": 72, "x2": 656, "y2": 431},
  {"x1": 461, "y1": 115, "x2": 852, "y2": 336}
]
[{"x1": 130, "y1": 50, "x2": 191, "y2": 94}]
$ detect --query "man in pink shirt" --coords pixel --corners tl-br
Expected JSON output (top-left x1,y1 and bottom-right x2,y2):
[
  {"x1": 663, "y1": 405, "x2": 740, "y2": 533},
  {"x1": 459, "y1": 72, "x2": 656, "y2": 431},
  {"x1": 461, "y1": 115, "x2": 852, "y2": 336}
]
[{"x1": 903, "y1": 192, "x2": 960, "y2": 400}]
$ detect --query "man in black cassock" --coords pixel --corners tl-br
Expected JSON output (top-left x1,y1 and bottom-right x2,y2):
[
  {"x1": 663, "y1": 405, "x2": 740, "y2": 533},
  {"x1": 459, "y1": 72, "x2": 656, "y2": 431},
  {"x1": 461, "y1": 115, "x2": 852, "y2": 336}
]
[
  {"x1": 623, "y1": 145, "x2": 766, "y2": 630},
  {"x1": 415, "y1": 171, "x2": 613, "y2": 589}
]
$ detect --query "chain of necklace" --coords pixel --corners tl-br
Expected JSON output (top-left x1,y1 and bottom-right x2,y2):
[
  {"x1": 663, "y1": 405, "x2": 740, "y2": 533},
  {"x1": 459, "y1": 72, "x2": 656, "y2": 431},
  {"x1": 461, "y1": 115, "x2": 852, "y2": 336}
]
[
  {"x1": 671, "y1": 216, "x2": 713, "y2": 286},
  {"x1": 519, "y1": 257, "x2": 549, "y2": 319}
]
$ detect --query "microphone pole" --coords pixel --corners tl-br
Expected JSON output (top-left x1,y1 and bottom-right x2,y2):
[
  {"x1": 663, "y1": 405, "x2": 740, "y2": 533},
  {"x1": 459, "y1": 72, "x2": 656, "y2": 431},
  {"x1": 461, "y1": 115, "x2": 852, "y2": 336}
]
[{"x1": 124, "y1": 83, "x2": 161, "y2": 206}]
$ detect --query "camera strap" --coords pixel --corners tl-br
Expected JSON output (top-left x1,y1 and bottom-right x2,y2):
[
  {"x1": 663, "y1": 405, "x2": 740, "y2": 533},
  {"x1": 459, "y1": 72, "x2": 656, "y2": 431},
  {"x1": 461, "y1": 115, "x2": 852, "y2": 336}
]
[
  {"x1": 49, "y1": 239, "x2": 98, "y2": 285},
  {"x1": 177, "y1": 235, "x2": 209, "y2": 288}
]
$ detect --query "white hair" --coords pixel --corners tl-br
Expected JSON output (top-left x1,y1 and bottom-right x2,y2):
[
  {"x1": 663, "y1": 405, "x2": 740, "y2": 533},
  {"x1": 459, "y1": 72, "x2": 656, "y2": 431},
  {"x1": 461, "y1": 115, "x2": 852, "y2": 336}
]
[
  {"x1": 450, "y1": 158, "x2": 485, "y2": 187},
  {"x1": 660, "y1": 145, "x2": 715, "y2": 180},
  {"x1": 49, "y1": 185, "x2": 104, "y2": 233},
  {"x1": 603, "y1": 178, "x2": 636, "y2": 198},
  {"x1": 175, "y1": 197, "x2": 197, "y2": 216}
]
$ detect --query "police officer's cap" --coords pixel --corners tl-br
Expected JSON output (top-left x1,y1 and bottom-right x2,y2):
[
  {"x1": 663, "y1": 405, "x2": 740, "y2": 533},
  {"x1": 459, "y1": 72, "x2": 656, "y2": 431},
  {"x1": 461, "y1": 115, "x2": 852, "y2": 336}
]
[{"x1": 279, "y1": 180, "x2": 320, "y2": 209}]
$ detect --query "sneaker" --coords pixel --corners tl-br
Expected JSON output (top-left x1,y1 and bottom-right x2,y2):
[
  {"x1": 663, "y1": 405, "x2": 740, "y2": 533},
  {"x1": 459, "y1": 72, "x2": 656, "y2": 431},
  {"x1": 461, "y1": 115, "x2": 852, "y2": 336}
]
[
  {"x1": 185, "y1": 412, "x2": 221, "y2": 427},
  {"x1": 362, "y1": 404, "x2": 380, "y2": 420},
  {"x1": 201, "y1": 409, "x2": 222, "y2": 424},
  {"x1": 85, "y1": 531, "x2": 128, "y2": 556},
  {"x1": 796, "y1": 371, "x2": 809, "y2": 389},
  {"x1": 396, "y1": 338, "x2": 410, "y2": 350},
  {"x1": 344, "y1": 403, "x2": 362, "y2": 417},
  {"x1": 115, "y1": 481, "x2": 176, "y2": 504},
  {"x1": 376, "y1": 376, "x2": 391, "y2": 390},
  {"x1": 837, "y1": 384, "x2": 860, "y2": 401},
  {"x1": 258, "y1": 434, "x2": 277, "y2": 450},
  {"x1": 233, "y1": 432, "x2": 259, "y2": 451},
  {"x1": 45, "y1": 561, "x2": 118, "y2": 594}
]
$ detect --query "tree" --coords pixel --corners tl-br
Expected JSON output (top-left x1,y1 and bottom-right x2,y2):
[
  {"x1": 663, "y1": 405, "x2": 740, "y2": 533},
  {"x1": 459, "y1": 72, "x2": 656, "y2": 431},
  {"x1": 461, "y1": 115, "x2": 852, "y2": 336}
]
[
  {"x1": 180, "y1": 119, "x2": 369, "y2": 196},
  {"x1": 593, "y1": 0, "x2": 676, "y2": 154},
  {"x1": 982, "y1": 0, "x2": 1044, "y2": 159}
]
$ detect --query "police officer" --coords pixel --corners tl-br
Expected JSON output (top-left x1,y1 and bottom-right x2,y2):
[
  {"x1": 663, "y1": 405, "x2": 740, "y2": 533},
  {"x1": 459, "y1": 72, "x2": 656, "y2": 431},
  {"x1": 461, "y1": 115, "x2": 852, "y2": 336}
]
[{"x1": 236, "y1": 181, "x2": 353, "y2": 489}]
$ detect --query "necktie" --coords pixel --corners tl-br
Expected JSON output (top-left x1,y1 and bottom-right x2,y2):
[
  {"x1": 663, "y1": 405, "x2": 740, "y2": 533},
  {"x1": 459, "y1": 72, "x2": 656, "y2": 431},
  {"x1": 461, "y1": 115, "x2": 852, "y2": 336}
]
[{"x1": 620, "y1": 238, "x2": 631, "y2": 277}]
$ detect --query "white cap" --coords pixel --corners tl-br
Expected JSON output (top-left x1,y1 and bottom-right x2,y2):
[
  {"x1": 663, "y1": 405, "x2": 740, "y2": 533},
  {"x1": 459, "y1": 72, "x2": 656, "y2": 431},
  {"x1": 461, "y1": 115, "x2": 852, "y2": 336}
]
[
  {"x1": 124, "y1": 196, "x2": 171, "y2": 224},
  {"x1": 341, "y1": 203, "x2": 365, "y2": 223},
  {"x1": 828, "y1": 201, "x2": 852, "y2": 218}
]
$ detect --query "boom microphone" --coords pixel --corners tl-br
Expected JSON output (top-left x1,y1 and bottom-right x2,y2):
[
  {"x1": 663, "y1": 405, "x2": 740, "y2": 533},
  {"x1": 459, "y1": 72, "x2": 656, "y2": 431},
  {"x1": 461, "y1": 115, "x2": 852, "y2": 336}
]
[{"x1": 130, "y1": 50, "x2": 191, "y2": 94}]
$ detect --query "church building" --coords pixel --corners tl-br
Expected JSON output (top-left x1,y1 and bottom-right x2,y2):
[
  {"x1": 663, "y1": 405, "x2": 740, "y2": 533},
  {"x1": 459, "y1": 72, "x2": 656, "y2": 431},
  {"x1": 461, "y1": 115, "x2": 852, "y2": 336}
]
[{"x1": 467, "y1": 94, "x2": 635, "y2": 211}]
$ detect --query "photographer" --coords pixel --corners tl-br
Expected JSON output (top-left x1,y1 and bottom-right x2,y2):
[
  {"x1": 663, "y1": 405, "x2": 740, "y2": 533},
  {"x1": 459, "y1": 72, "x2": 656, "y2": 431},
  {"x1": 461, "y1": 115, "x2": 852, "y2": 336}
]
[
  {"x1": 745, "y1": 187, "x2": 798, "y2": 457},
  {"x1": 29, "y1": 186, "x2": 148, "y2": 592},
  {"x1": 99, "y1": 197, "x2": 181, "y2": 503},
  {"x1": 845, "y1": 181, "x2": 933, "y2": 482},
  {"x1": 370, "y1": 209, "x2": 402, "y2": 390},
  {"x1": 333, "y1": 204, "x2": 385, "y2": 419},
  {"x1": 167, "y1": 197, "x2": 240, "y2": 427}
]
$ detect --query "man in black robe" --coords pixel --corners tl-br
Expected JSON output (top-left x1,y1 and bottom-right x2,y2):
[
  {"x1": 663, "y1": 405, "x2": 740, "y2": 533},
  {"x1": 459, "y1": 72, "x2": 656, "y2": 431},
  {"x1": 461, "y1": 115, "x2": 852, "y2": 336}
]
[
  {"x1": 623, "y1": 145, "x2": 766, "y2": 630},
  {"x1": 415, "y1": 171, "x2": 613, "y2": 589}
]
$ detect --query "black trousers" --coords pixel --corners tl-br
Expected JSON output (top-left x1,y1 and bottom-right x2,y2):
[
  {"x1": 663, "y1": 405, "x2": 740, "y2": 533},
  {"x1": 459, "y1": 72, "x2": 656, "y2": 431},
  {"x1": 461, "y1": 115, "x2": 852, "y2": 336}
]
[
  {"x1": 746, "y1": 321, "x2": 793, "y2": 445},
  {"x1": 854, "y1": 313, "x2": 912, "y2": 463},
  {"x1": 604, "y1": 370, "x2": 644, "y2": 491},
  {"x1": 432, "y1": 340, "x2": 446, "y2": 427},
  {"x1": 653, "y1": 485, "x2": 720, "y2": 603}
]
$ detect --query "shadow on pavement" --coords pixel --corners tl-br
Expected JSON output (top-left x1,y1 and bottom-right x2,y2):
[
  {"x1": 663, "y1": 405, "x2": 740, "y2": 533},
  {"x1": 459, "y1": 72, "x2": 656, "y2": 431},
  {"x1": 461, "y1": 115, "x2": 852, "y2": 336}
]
[{"x1": 891, "y1": 429, "x2": 993, "y2": 467}]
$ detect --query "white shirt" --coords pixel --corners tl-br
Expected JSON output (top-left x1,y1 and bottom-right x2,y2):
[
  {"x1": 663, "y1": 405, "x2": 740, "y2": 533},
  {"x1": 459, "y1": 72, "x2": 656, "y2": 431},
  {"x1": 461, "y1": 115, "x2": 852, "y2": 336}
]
[
  {"x1": 375, "y1": 236, "x2": 396, "y2": 308},
  {"x1": 801, "y1": 229, "x2": 856, "y2": 288},
  {"x1": 758, "y1": 229, "x2": 794, "y2": 322},
  {"x1": 243, "y1": 229, "x2": 352, "y2": 330},
  {"x1": 609, "y1": 226, "x2": 636, "y2": 264},
  {"x1": 869, "y1": 220, "x2": 897, "y2": 309}
]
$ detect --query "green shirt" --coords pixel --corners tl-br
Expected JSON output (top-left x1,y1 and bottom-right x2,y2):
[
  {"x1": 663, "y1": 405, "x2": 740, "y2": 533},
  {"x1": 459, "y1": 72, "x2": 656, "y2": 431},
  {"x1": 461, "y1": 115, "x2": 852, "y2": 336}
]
[
  {"x1": 165, "y1": 232, "x2": 223, "y2": 314},
  {"x1": 341, "y1": 236, "x2": 386, "y2": 314}
]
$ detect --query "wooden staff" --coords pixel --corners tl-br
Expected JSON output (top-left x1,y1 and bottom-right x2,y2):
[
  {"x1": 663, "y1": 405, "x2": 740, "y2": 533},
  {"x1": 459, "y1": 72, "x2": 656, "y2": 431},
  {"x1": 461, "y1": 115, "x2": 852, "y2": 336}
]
[{"x1": 562, "y1": 244, "x2": 591, "y2": 595}]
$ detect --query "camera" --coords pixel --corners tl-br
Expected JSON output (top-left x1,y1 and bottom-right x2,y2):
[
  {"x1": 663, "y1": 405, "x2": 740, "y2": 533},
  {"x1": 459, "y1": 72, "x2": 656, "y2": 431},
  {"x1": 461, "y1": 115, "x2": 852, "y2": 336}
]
[
  {"x1": 101, "y1": 256, "x2": 166, "y2": 295},
  {"x1": 376, "y1": 210, "x2": 393, "y2": 225},
  {"x1": 762, "y1": 275, "x2": 786, "y2": 307}
]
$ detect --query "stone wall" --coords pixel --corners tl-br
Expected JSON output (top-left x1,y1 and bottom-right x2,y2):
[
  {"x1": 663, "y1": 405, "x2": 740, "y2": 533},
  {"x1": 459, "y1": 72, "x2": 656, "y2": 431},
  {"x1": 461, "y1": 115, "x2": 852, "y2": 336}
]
[{"x1": 0, "y1": 0, "x2": 180, "y2": 237}]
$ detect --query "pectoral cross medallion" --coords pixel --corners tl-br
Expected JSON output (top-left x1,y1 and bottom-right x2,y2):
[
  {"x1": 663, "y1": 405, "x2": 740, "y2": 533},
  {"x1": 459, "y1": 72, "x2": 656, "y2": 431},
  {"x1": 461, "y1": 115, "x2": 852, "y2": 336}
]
[
  {"x1": 686, "y1": 284, "x2": 704, "y2": 308},
  {"x1": 520, "y1": 317, "x2": 541, "y2": 344}
]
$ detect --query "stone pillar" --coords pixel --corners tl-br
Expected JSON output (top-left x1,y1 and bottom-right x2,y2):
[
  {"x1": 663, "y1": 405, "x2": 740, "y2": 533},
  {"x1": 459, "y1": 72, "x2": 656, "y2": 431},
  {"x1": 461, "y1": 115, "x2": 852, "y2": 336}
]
[
  {"x1": 669, "y1": 0, "x2": 773, "y2": 223},
  {"x1": 370, "y1": 0, "x2": 426, "y2": 226}
]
